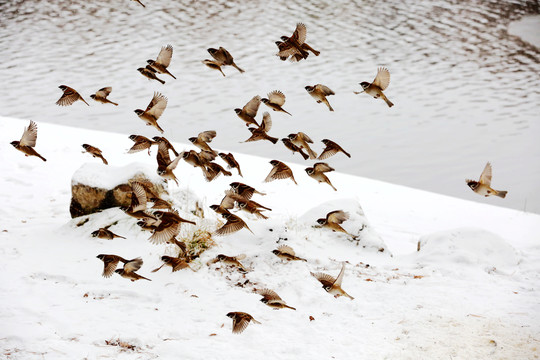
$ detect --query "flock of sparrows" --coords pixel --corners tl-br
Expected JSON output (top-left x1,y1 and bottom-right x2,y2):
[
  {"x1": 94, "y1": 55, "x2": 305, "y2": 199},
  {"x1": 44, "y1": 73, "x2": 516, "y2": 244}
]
[{"x1": 9, "y1": 16, "x2": 508, "y2": 334}]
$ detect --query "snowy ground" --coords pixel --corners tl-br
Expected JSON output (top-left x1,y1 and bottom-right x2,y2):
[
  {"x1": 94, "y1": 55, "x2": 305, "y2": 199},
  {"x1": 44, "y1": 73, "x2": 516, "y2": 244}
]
[{"x1": 1, "y1": 117, "x2": 539, "y2": 359}]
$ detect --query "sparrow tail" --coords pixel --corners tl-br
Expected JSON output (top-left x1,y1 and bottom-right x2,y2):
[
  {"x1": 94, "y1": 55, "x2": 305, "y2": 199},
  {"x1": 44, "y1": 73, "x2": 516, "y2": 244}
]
[
  {"x1": 232, "y1": 63, "x2": 245, "y2": 73},
  {"x1": 115, "y1": 235, "x2": 127, "y2": 239},
  {"x1": 151, "y1": 264, "x2": 165, "y2": 273},
  {"x1": 219, "y1": 69, "x2": 226, "y2": 77},
  {"x1": 343, "y1": 150, "x2": 351, "y2": 158},
  {"x1": 101, "y1": 156, "x2": 108, "y2": 165},
  {"x1": 268, "y1": 136, "x2": 279, "y2": 144},
  {"x1": 307, "y1": 148, "x2": 317, "y2": 160},
  {"x1": 237, "y1": 168, "x2": 243, "y2": 177},
  {"x1": 326, "y1": 101, "x2": 334, "y2": 112},
  {"x1": 284, "y1": 304, "x2": 297, "y2": 310},
  {"x1": 109, "y1": 100, "x2": 119, "y2": 106},
  {"x1": 495, "y1": 190, "x2": 508, "y2": 199},
  {"x1": 299, "y1": 150, "x2": 309, "y2": 160},
  {"x1": 136, "y1": 0, "x2": 146, "y2": 6},
  {"x1": 157, "y1": 78, "x2": 165, "y2": 84},
  {"x1": 37, "y1": 153, "x2": 47, "y2": 162},
  {"x1": 283, "y1": 109, "x2": 292, "y2": 116},
  {"x1": 345, "y1": 293, "x2": 355, "y2": 300},
  {"x1": 329, "y1": 182, "x2": 337, "y2": 191},
  {"x1": 167, "y1": 71, "x2": 177, "y2": 80},
  {"x1": 155, "y1": 123, "x2": 165, "y2": 134},
  {"x1": 382, "y1": 94, "x2": 394, "y2": 107},
  {"x1": 81, "y1": 97, "x2": 90, "y2": 106},
  {"x1": 291, "y1": 176, "x2": 298, "y2": 185}
]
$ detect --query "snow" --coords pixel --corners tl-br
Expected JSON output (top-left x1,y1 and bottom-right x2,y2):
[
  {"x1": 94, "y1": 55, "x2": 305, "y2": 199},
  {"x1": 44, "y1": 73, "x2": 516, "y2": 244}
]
[
  {"x1": 72, "y1": 162, "x2": 164, "y2": 189},
  {"x1": 508, "y1": 15, "x2": 540, "y2": 49},
  {"x1": 1, "y1": 116, "x2": 540, "y2": 359}
]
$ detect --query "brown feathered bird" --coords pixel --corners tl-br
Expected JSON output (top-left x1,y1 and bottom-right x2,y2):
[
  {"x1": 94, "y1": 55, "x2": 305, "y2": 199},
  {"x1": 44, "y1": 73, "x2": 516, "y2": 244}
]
[
  {"x1": 214, "y1": 213, "x2": 253, "y2": 236},
  {"x1": 275, "y1": 23, "x2": 313, "y2": 61},
  {"x1": 261, "y1": 90, "x2": 291, "y2": 116},
  {"x1": 128, "y1": 135, "x2": 156, "y2": 155},
  {"x1": 115, "y1": 257, "x2": 151, "y2": 281},
  {"x1": 152, "y1": 255, "x2": 193, "y2": 273},
  {"x1": 208, "y1": 254, "x2": 247, "y2": 273},
  {"x1": 96, "y1": 254, "x2": 136, "y2": 278},
  {"x1": 287, "y1": 132, "x2": 317, "y2": 159},
  {"x1": 316, "y1": 210, "x2": 357, "y2": 239},
  {"x1": 189, "y1": 130, "x2": 217, "y2": 154},
  {"x1": 147, "y1": 44, "x2": 176, "y2": 79},
  {"x1": 281, "y1": 138, "x2": 309, "y2": 160},
  {"x1": 152, "y1": 136, "x2": 179, "y2": 157},
  {"x1": 305, "y1": 162, "x2": 337, "y2": 191},
  {"x1": 121, "y1": 181, "x2": 156, "y2": 220},
  {"x1": 466, "y1": 162, "x2": 508, "y2": 198},
  {"x1": 148, "y1": 210, "x2": 195, "y2": 245},
  {"x1": 311, "y1": 262, "x2": 354, "y2": 299},
  {"x1": 219, "y1": 152, "x2": 243, "y2": 177},
  {"x1": 56, "y1": 85, "x2": 89, "y2": 106},
  {"x1": 235, "y1": 96, "x2": 261, "y2": 127},
  {"x1": 82, "y1": 144, "x2": 108, "y2": 165},
  {"x1": 229, "y1": 182, "x2": 266, "y2": 200},
  {"x1": 257, "y1": 288, "x2": 296, "y2": 310},
  {"x1": 227, "y1": 312, "x2": 260, "y2": 334},
  {"x1": 202, "y1": 59, "x2": 226, "y2": 77},
  {"x1": 137, "y1": 65, "x2": 165, "y2": 84},
  {"x1": 207, "y1": 47, "x2": 245, "y2": 73},
  {"x1": 355, "y1": 67, "x2": 394, "y2": 107},
  {"x1": 225, "y1": 191, "x2": 271, "y2": 220},
  {"x1": 272, "y1": 244, "x2": 307, "y2": 262},
  {"x1": 91, "y1": 228, "x2": 126, "y2": 240},
  {"x1": 90, "y1": 87, "x2": 118, "y2": 106},
  {"x1": 10, "y1": 120, "x2": 46, "y2": 161},
  {"x1": 156, "y1": 142, "x2": 181, "y2": 185},
  {"x1": 305, "y1": 84, "x2": 334, "y2": 111},
  {"x1": 205, "y1": 162, "x2": 233, "y2": 182},
  {"x1": 265, "y1": 160, "x2": 297, "y2": 185},
  {"x1": 318, "y1": 139, "x2": 351, "y2": 159},
  {"x1": 134, "y1": 92, "x2": 168, "y2": 133},
  {"x1": 243, "y1": 112, "x2": 278, "y2": 144}
]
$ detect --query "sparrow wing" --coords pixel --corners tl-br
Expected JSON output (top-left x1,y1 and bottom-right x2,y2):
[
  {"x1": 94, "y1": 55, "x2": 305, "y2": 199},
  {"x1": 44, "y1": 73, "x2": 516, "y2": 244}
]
[
  {"x1": 326, "y1": 210, "x2": 349, "y2": 224},
  {"x1": 156, "y1": 44, "x2": 173, "y2": 67},
  {"x1": 234, "y1": 254, "x2": 247, "y2": 260},
  {"x1": 102, "y1": 256, "x2": 122, "y2": 278},
  {"x1": 56, "y1": 87, "x2": 80, "y2": 106},
  {"x1": 95, "y1": 87, "x2": 112, "y2": 98},
  {"x1": 292, "y1": 23, "x2": 307, "y2": 45},
  {"x1": 313, "y1": 162, "x2": 334, "y2": 173},
  {"x1": 128, "y1": 140, "x2": 151, "y2": 153},
  {"x1": 318, "y1": 144, "x2": 338, "y2": 160},
  {"x1": 124, "y1": 257, "x2": 143, "y2": 273},
  {"x1": 315, "y1": 84, "x2": 335, "y2": 96},
  {"x1": 242, "y1": 96, "x2": 261, "y2": 117},
  {"x1": 267, "y1": 90, "x2": 286, "y2": 106},
  {"x1": 373, "y1": 67, "x2": 391, "y2": 90},
  {"x1": 479, "y1": 162, "x2": 492, "y2": 186},
  {"x1": 232, "y1": 314, "x2": 250, "y2": 334},
  {"x1": 311, "y1": 271, "x2": 336, "y2": 287},
  {"x1": 167, "y1": 155, "x2": 182, "y2": 171},
  {"x1": 219, "y1": 47, "x2": 234, "y2": 64},
  {"x1": 197, "y1": 130, "x2": 217, "y2": 143},
  {"x1": 208, "y1": 48, "x2": 227, "y2": 64},
  {"x1": 146, "y1": 92, "x2": 168, "y2": 119},
  {"x1": 258, "y1": 288, "x2": 284, "y2": 302},
  {"x1": 131, "y1": 182, "x2": 148, "y2": 212},
  {"x1": 19, "y1": 120, "x2": 38, "y2": 147},
  {"x1": 333, "y1": 262, "x2": 346, "y2": 287},
  {"x1": 215, "y1": 215, "x2": 246, "y2": 236},
  {"x1": 297, "y1": 132, "x2": 313, "y2": 143},
  {"x1": 236, "y1": 185, "x2": 255, "y2": 200},
  {"x1": 277, "y1": 244, "x2": 296, "y2": 256},
  {"x1": 260, "y1": 112, "x2": 272, "y2": 132},
  {"x1": 148, "y1": 221, "x2": 180, "y2": 245},
  {"x1": 276, "y1": 42, "x2": 303, "y2": 59},
  {"x1": 220, "y1": 192, "x2": 236, "y2": 209},
  {"x1": 157, "y1": 141, "x2": 172, "y2": 166}
]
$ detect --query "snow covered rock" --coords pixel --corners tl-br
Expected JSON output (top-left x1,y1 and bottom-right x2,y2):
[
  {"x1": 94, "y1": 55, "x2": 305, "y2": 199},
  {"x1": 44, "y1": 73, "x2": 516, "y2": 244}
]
[{"x1": 69, "y1": 162, "x2": 167, "y2": 218}]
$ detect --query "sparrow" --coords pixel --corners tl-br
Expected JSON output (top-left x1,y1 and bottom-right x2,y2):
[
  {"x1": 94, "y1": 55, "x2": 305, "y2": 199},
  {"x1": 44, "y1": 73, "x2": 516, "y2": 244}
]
[
  {"x1": 219, "y1": 152, "x2": 243, "y2": 177},
  {"x1": 96, "y1": 254, "x2": 134, "y2": 278},
  {"x1": 257, "y1": 288, "x2": 296, "y2": 310},
  {"x1": 147, "y1": 44, "x2": 176, "y2": 79},
  {"x1": 137, "y1": 66, "x2": 165, "y2": 84},
  {"x1": 305, "y1": 84, "x2": 334, "y2": 111},
  {"x1": 279, "y1": 37, "x2": 320, "y2": 59},
  {"x1": 265, "y1": 160, "x2": 297, "y2": 185},
  {"x1": 131, "y1": 0, "x2": 145, "y2": 7},
  {"x1": 137, "y1": 219, "x2": 158, "y2": 232},
  {"x1": 209, "y1": 192, "x2": 236, "y2": 216},
  {"x1": 281, "y1": 138, "x2": 309, "y2": 160},
  {"x1": 261, "y1": 90, "x2": 291, "y2": 116},
  {"x1": 90, "y1": 87, "x2": 118, "y2": 106},
  {"x1": 156, "y1": 141, "x2": 181, "y2": 185},
  {"x1": 235, "y1": 96, "x2": 261, "y2": 127},
  {"x1": 318, "y1": 139, "x2": 351, "y2": 159},
  {"x1": 275, "y1": 40, "x2": 304, "y2": 62},
  {"x1": 214, "y1": 213, "x2": 253, "y2": 236},
  {"x1": 181, "y1": 150, "x2": 212, "y2": 175},
  {"x1": 229, "y1": 182, "x2": 266, "y2": 200},
  {"x1": 134, "y1": 92, "x2": 168, "y2": 133},
  {"x1": 56, "y1": 85, "x2": 89, "y2": 106},
  {"x1": 466, "y1": 162, "x2": 508, "y2": 198},
  {"x1": 114, "y1": 257, "x2": 151, "y2": 281},
  {"x1": 202, "y1": 59, "x2": 226, "y2": 77},
  {"x1": 288, "y1": 132, "x2": 317, "y2": 159},
  {"x1": 152, "y1": 136, "x2": 179, "y2": 157},
  {"x1": 205, "y1": 162, "x2": 233, "y2": 182},
  {"x1": 10, "y1": 120, "x2": 46, "y2": 161},
  {"x1": 311, "y1": 262, "x2": 354, "y2": 299},
  {"x1": 82, "y1": 144, "x2": 108, "y2": 165},
  {"x1": 275, "y1": 23, "x2": 310, "y2": 60},
  {"x1": 272, "y1": 244, "x2": 307, "y2": 262},
  {"x1": 305, "y1": 162, "x2": 337, "y2": 191},
  {"x1": 91, "y1": 228, "x2": 126, "y2": 240},
  {"x1": 122, "y1": 181, "x2": 156, "y2": 220},
  {"x1": 189, "y1": 130, "x2": 217, "y2": 154},
  {"x1": 150, "y1": 197, "x2": 173, "y2": 210},
  {"x1": 208, "y1": 254, "x2": 247, "y2": 273},
  {"x1": 316, "y1": 210, "x2": 357, "y2": 239},
  {"x1": 243, "y1": 112, "x2": 278, "y2": 144},
  {"x1": 355, "y1": 67, "x2": 394, "y2": 107},
  {"x1": 227, "y1": 312, "x2": 260, "y2": 334},
  {"x1": 127, "y1": 135, "x2": 156, "y2": 155},
  {"x1": 207, "y1": 47, "x2": 245, "y2": 73},
  {"x1": 152, "y1": 255, "x2": 193, "y2": 273},
  {"x1": 225, "y1": 191, "x2": 271, "y2": 220}
]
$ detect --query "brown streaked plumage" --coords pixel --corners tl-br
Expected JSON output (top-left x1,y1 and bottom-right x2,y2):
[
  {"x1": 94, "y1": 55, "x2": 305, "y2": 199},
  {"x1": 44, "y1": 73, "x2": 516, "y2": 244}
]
[
  {"x1": 202, "y1": 59, "x2": 226, "y2": 77},
  {"x1": 243, "y1": 112, "x2": 278, "y2": 144},
  {"x1": 189, "y1": 130, "x2": 217, "y2": 154},
  {"x1": 207, "y1": 47, "x2": 245, "y2": 73},
  {"x1": 275, "y1": 23, "x2": 310, "y2": 60},
  {"x1": 311, "y1": 262, "x2": 354, "y2": 299},
  {"x1": 115, "y1": 257, "x2": 151, "y2": 281},
  {"x1": 151, "y1": 255, "x2": 193, "y2": 273},
  {"x1": 225, "y1": 190, "x2": 271, "y2": 220},
  {"x1": 318, "y1": 139, "x2": 351, "y2": 159},
  {"x1": 229, "y1": 182, "x2": 266, "y2": 200},
  {"x1": 137, "y1": 66, "x2": 165, "y2": 84},
  {"x1": 305, "y1": 162, "x2": 337, "y2": 191},
  {"x1": 261, "y1": 90, "x2": 291, "y2": 116},
  {"x1": 82, "y1": 144, "x2": 108, "y2": 165},
  {"x1": 466, "y1": 162, "x2": 508, "y2": 198},
  {"x1": 235, "y1": 96, "x2": 261, "y2": 127},
  {"x1": 122, "y1": 181, "x2": 156, "y2": 220},
  {"x1": 355, "y1": 67, "x2": 394, "y2": 107},
  {"x1": 205, "y1": 162, "x2": 233, "y2": 182},
  {"x1": 156, "y1": 144, "x2": 182, "y2": 185},
  {"x1": 152, "y1": 136, "x2": 179, "y2": 157},
  {"x1": 137, "y1": 219, "x2": 158, "y2": 232},
  {"x1": 96, "y1": 254, "x2": 131, "y2": 278},
  {"x1": 316, "y1": 210, "x2": 357, "y2": 239},
  {"x1": 305, "y1": 84, "x2": 334, "y2": 111},
  {"x1": 288, "y1": 132, "x2": 317, "y2": 159},
  {"x1": 272, "y1": 244, "x2": 307, "y2": 262},
  {"x1": 150, "y1": 197, "x2": 173, "y2": 210},
  {"x1": 149, "y1": 210, "x2": 196, "y2": 245},
  {"x1": 91, "y1": 228, "x2": 126, "y2": 240},
  {"x1": 10, "y1": 120, "x2": 46, "y2": 161},
  {"x1": 281, "y1": 138, "x2": 309, "y2": 160},
  {"x1": 134, "y1": 92, "x2": 167, "y2": 133},
  {"x1": 128, "y1": 135, "x2": 156, "y2": 155},
  {"x1": 265, "y1": 160, "x2": 297, "y2": 185},
  {"x1": 214, "y1": 213, "x2": 254, "y2": 236},
  {"x1": 208, "y1": 254, "x2": 247, "y2": 273},
  {"x1": 227, "y1": 312, "x2": 260, "y2": 334},
  {"x1": 56, "y1": 85, "x2": 89, "y2": 106},
  {"x1": 147, "y1": 44, "x2": 176, "y2": 79},
  {"x1": 219, "y1": 152, "x2": 243, "y2": 177},
  {"x1": 257, "y1": 288, "x2": 296, "y2": 310},
  {"x1": 90, "y1": 87, "x2": 118, "y2": 106},
  {"x1": 181, "y1": 150, "x2": 212, "y2": 177},
  {"x1": 209, "y1": 192, "x2": 235, "y2": 216}
]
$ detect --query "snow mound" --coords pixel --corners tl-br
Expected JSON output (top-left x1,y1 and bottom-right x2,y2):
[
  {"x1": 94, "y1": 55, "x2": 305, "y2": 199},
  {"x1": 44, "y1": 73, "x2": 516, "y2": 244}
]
[
  {"x1": 416, "y1": 228, "x2": 520, "y2": 274},
  {"x1": 71, "y1": 162, "x2": 164, "y2": 189},
  {"x1": 508, "y1": 15, "x2": 540, "y2": 49}
]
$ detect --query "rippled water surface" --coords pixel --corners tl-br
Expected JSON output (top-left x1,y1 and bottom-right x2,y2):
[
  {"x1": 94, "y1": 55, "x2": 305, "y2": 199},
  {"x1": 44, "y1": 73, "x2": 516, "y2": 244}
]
[{"x1": 1, "y1": 0, "x2": 539, "y2": 213}]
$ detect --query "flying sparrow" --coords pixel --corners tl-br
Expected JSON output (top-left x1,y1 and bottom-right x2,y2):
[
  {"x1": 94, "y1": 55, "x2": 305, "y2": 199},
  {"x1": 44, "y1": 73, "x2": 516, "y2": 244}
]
[
  {"x1": 147, "y1": 44, "x2": 176, "y2": 79},
  {"x1": 466, "y1": 162, "x2": 508, "y2": 198},
  {"x1": 214, "y1": 213, "x2": 253, "y2": 236},
  {"x1": 305, "y1": 162, "x2": 337, "y2": 191},
  {"x1": 202, "y1": 59, "x2": 226, "y2": 77},
  {"x1": 91, "y1": 228, "x2": 126, "y2": 240},
  {"x1": 261, "y1": 90, "x2": 291, "y2": 116},
  {"x1": 10, "y1": 120, "x2": 46, "y2": 161},
  {"x1": 96, "y1": 254, "x2": 133, "y2": 278},
  {"x1": 265, "y1": 160, "x2": 297, "y2": 185},
  {"x1": 275, "y1": 23, "x2": 310, "y2": 60},
  {"x1": 257, "y1": 288, "x2": 296, "y2": 310},
  {"x1": 114, "y1": 257, "x2": 151, "y2": 281},
  {"x1": 189, "y1": 130, "x2": 217, "y2": 154},
  {"x1": 226, "y1": 312, "x2": 260, "y2": 334},
  {"x1": 316, "y1": 210, "x2": 357, "y2": 239},
  {"x1": 305, "y1": 84, "x2": 334, "y2": 111},
  {"x1": 122, "y1": 181, "x2": 156, "y2": 220},
  {"x1": 134, "y1": 92, "x2": 168, "y2": 133},
  {"x1": 82, "y1": 144, "x2": 108, "y2": 165},
  {"x1": 288, "y1": 132, "x2": 317, "y2": 159},
  {"x1": 152, "y1": 255, "x2": 193, "y2": 272},
  {"x1": 281, "y1": 138, "x2": 309, "y2": 160},
  {"x1": 243, "y1": 112, "x2": 278, "y2": 144},
  {"x1": 90, "y1": 87, "x2": 118, "y2": 106},
  {"x1": 127, "y1": 135, "x2": 156, "y2": 155},
  {"x1": 156, "y1": 142, "x2": 181, "y2": 185},
  {"x1": 318, "y1": 139, "x2": 351, "y2": 159},
  {"x1": 56, "y1": 85, "x2": 89, "y2": 106},
  {"x1": 207, "y1": 47, "x2": 245, "y2": 73},
  {"x1": 137, "y1": 65, "x2": 165, "y2": 84},
  {"x1": 152, "y1": 136, "x2": 179, "y2": 157},
  {"x1": 235, "y1": 96, "x2": 261, "y2": 127},
  {"x1": 355, "y1": 67, "x2": 394, "y2": 107},
  {"x1": 311, "y1": 262, "x2": 354, "y2": 299},
  {"x1": 229, "y1": 182, "x2": 266, "y2": 200},
  {"x1": 225, "y1": 190, "x2": 271, "y2": 220},
  {"x1": 205, "y1": 162, "x2": 233, "y2": 182},
  {"x1": 208, "y1": 254, "x2": 247, "y2": 273},
  {"x1": 219, "y1": 152, "x2": 243, "y2": 177},
  {"x1": 272, "y1": 244, "x2": 307, "y2": 262}
]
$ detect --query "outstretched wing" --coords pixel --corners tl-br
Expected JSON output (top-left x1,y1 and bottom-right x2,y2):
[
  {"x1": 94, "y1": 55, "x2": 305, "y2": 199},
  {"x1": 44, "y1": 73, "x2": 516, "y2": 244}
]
[
  {"x1": 313, "y1": 162, "x2": 334, "y2": 173},
  {"x1": 315, "y1": 84, "x2": 335, "y2": 96},
  {"x1": 146, "y1": 92, "x2": 168, "y2": 119},
  {"x1": 95, "y1": 87, "x2": 112, "y2": 98},
  {"x1": 130, "y1": 182, "x2": 148, "y2": 212},
  {"x1": 20, "y1": 120, "x2": 38, "y2": 147},
  {"x1": 333, "y1": 262, "x2": 346, "y2": 287},
  {"x1": 326, "y1": 210, "x2": 349, "y2": 224},
  {"x1": 479, "y1": 162, "x2": 492, "y2": 186},
  {"x1": 292, "y1": 23, "x2": 307, "y2": 45},
  {"x1": 260, "y1": 112, "x2": 272, "y2": 133},
  {"x1": 156, "y1": 45, "x2": 173, "y2": 67},
  {"x1": 242, "y1": 96, "x2": 261, "y2": 117},
  {"x1": 268, "y1": 90, "x2": 286, "y2": 106},
  {"x1": 373, "y1": 67, "x2": 391, "y2": 90}
]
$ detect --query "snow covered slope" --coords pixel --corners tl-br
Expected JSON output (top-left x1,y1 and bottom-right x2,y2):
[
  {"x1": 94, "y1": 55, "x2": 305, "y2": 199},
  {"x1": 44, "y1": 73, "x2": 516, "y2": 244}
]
[{"x1": 1, "y1": 117, "x2": 539, "y2": 359}]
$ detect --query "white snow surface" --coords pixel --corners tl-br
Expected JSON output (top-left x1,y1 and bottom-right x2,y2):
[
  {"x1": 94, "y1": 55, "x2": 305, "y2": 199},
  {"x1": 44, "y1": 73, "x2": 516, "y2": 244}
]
[
  {"x1": 1, "y1": 117, "x2": 540, "y2": 359},
  {"x1": 72, "y1": 162, "x2": 165, "y2": 189},
  {"x1": 508, "y1": 15, "x2": 540, "y2": 48}
]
